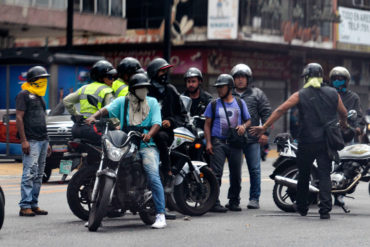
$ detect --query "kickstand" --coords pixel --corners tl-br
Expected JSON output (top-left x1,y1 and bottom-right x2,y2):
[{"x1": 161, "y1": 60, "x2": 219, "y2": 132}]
[{"x1": 341, "y1": 204, "x2": 350, "y2": 213}]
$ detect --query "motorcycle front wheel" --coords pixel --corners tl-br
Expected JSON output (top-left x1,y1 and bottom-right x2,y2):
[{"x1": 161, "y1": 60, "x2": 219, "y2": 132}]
[
  {"x1": 0, "y1": 186, "x2": 4, "y2": 230},
  {"x1": 139, "y1": 194, "x2": 157, "y2": 225},
  {"x1": 67, "y1": 166, "x2": 96, "y2": 221},
  {"x1": 88, "y1": 176, "x2": 115, "y2": 232},
  {"x1": 174, "y1": 166, "x2": 219, "y2": 216}
]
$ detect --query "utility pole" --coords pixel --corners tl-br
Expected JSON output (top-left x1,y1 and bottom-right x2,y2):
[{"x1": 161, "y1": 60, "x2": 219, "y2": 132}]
[
  {"x1": 163, "y1": 0, "x2": 172, "y2": 61},
  {"x1": 66, "y1": 0, "x2": 74, "y2": 48}
]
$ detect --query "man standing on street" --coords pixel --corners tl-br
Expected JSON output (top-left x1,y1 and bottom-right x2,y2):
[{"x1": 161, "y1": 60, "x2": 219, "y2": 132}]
[
  {"x1": 231, "y1": 64, "x2": 271, "y2": 209},
  {"x1": 204, "y1": 74, "x2": 251, "y2": 212},
  {"x1": 251, "y1": 63, "x2": 348, "y2": 219},
  {"x1": 16, "y1": 66, "x2": 51, "y2": 217}
]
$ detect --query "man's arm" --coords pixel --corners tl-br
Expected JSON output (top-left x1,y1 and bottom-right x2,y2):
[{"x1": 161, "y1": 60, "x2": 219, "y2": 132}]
[
  {"x1": 63, "y1": 91, "x2": 81, "y2": 116},
  {"x1": 143, "y1": 124, "x2": 160, "y2": 142},
  {"x1": 204, "y1": 118, "x2": 214, "y2": 155},
  {"x1": 85, "y1": 108, "x2": 109, "y2": 125},
  {"x1": 250, "y1": 92, "x2": 299, "y2": 136},
  {"x1": 16, "y1": 110, "x2": 30, "y2": 154}
]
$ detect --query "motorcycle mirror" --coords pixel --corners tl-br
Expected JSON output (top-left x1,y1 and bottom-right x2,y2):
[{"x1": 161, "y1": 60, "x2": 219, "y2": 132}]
[
  {"x1": 87, "y1": 95, "x2": 99, "y2": 108},
  {"x1": 348, "y1": 109, "x2": 357, "y2": 121},
  {"x1": 180, "y1": 95, "x2": 192, "y2": 113}
]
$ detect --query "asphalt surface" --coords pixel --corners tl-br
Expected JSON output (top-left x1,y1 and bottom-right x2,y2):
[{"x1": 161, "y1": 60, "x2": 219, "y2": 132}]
[{"x1": 1, "y1": 153, "x2": 370, "y2": 247}]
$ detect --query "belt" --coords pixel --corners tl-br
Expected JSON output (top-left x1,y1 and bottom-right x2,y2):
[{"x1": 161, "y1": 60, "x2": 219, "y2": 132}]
[{"x1": 212, "y1": 137, "x2": 228, "y2": 144}]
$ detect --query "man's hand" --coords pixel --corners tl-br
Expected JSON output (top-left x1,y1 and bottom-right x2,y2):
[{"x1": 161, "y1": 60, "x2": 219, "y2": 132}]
[
  {"x1": 162, "y1": 120, "x2": 171, "y2": 128},
  {"x1": 142, "y1": 133, "x2": 152, "y2": 143},
  {"x1": 47, "y1": 145, "x2": 52, "y2": 157},
  {"x1": 249, "y1": 126, "x2": 266, "y2": 137},
  {"x1": 206, "y1": 142, "x2": 214, "y2": 155},
  {"x1": 85, "y1": 116, "x2": 96, "y2": 125},
  {"x1": 21, "y1": 140, "x2": 30, "y2": 155},
  {"x1": 236, "y1": 125, "x2": 246, "y2": 136},
  {"x1": 258, "y1": 134, "x2": 269, "y2": 146},
  {"x1": 355, "y1": 127, "x2": 362, "y2": 135}
]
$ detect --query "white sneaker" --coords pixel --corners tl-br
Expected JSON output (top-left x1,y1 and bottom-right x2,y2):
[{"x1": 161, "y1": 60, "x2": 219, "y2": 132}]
[{"x1": 151, "y1": 213, "x2": 167, "y2": 229}]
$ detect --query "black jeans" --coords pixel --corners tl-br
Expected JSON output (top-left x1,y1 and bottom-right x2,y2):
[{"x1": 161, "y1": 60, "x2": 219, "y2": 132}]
[
  {"x1": 153, "y1": 129, "x2": 174, "y2": 175},
  {"x1": 71, "y1": 123, "x2": 102, "y2": 145},
  {"x1": 296, "y1": 142, "x2": 332, "y2": 214},
  {"x1": 210, "y1": 138, "x2": 243, "y2": 205}
]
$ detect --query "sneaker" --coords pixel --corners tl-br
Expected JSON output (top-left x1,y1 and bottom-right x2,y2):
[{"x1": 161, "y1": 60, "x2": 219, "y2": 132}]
[
  {"x1": 320, "y1": 213, "x2": 330, "y2": 220},
  {"x1": 31, "y1": 207, "x2": 48, "y2": 215},
  {"x1": 19, "y1": 208, "x2": 36, "y2": 217},
  {"x1": 247, "y1": 200, "x2": 260, "y2": 209},
  {"x1": 225, "y1": 203, "x2": 242, "y2": 212},
  {"x1": 152, "y1": 214, "x2": 167, "y2": 229},
  {"x1": 210, "y1": 204, "x2": 228, "y2": 213}
]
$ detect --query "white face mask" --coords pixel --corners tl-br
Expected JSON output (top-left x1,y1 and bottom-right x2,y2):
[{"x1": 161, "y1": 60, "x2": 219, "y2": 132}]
[{"x1": 135, "y1": 87, "x2": 148, "y2": 101}]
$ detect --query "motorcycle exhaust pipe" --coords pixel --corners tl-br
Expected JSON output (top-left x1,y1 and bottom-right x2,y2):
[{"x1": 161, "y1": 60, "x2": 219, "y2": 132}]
[{"x1": 274, "y1": 175, "x2": 319, "y2": 193}]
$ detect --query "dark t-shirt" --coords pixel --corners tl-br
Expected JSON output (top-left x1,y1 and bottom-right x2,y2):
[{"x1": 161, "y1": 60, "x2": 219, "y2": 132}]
[{"x1": 16, "y1": 90, "x2": 48, "y2": 141}]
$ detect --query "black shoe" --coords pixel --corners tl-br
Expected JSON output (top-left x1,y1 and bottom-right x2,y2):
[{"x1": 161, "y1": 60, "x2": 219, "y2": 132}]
[
  {"x1": 210, "y1": 204, "x2": 228, "y2": 213},
  {"x1": 320, "y1": 213, "x2": 330, "y2": 220},
  {"x1": 293, "y1": 203, "x2": 308, "y2": 216},
  {"x1": 225, "y1": 203, "x2": 242, "y2": 212}
]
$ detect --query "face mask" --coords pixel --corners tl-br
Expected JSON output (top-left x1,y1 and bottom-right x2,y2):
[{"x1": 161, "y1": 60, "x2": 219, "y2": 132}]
[
  {"x1": 21, "y1": 78, "x2": 48, "y2": 96},
  {"x1": 151, "y1": 80, "x2": 166, "y2": 94},
  {"x1": 157, "y1": 73, "x2": 168, "y2": 84},
  {"x1": 332, "y1": 80, "x2": 346, "y2": 92},
  {"x1": 134, "y1": 87, "x2": 148, "y2": 101}
]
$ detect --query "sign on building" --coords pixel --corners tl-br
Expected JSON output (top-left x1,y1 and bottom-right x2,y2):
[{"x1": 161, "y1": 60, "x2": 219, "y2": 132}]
[
  {"x1": 207, "y1": 0, "x2": 239, "y2": 40},
  {"x1": 338, "y1": 6, "x2": 370, "y2": 46}
]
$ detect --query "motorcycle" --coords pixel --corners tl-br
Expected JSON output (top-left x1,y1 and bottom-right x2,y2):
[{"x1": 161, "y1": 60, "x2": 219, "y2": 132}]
[
  {"x1": 165, "y1": 96, "x2": 219, "y2": 216},
  {"x1": 0, "y1": 185, "x2": 4, "y2": 230},
  {"x1": 363, "y1": 111, "x2": 370, "y2": 144},
  {"x1": 271, "y1": 110, "x2": 370, "y2": 213}
]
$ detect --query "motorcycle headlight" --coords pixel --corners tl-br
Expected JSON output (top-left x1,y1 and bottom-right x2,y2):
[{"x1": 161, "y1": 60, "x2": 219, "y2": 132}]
[
  {"x1": 368, "y1": 123, "x2": 370, "y2": 131},
  {"x1": 104, "y1": 139, "x2": 130, "y2": 162}
]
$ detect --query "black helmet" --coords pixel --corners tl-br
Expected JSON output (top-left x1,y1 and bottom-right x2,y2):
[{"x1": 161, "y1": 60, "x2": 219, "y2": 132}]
[
  {"x1": 27, "y1": 66, "x2": 50, "y2": 82},
  {"x1": 147, "y1": 58, "x2": 173, "y2": 79},
  {"x1": 301, "y1": 63, "x2": 323, "y2": 82},
  {"x1": 184, "y1": 67, "x2": 203, "y2": 81},
  {"x1": 128, "y1": 73, "x2": 151, "y2": 93},
  {"x1": 90, "y1": 60, "x2": 117, "y2": 83},
  {"x1": 117, "y1": 57, "x2": 142, "y2": 79},
  {"x1": 213, "y1": 74, "x2": 234, "y2": 88},
  {"x1": 230, "y1": 64, "x2": 252, "y2": 79}
]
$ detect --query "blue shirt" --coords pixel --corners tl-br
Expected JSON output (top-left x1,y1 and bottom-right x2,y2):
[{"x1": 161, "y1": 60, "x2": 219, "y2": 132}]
[
  {"x1": 204, "y1": 98, "x2": 250, "y2": 139},
  {"x1": 105, "y1": 96, "x2": 162, "y2": 148}
]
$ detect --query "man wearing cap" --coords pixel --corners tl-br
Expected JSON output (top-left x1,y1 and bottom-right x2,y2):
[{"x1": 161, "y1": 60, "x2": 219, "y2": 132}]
[{"x1": 16, "y1": 66, "x2": 51, "y2": 217}]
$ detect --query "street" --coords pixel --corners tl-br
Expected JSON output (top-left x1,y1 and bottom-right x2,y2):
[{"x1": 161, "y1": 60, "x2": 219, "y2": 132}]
[{"x1": 1, "y1": 155, "x2": 370, "y2": 247}]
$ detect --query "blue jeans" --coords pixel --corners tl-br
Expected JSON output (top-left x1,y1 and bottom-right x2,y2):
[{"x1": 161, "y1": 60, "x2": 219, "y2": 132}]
[
  {"x1": 139, "y1": 147, "x2": 165, "y2": 214},
  {"x1": 19, "y1": 140, "x2": 49, "y2": 209},
  {"x1": 243, "y1": 143, "x2": 261, "y2": 201}
]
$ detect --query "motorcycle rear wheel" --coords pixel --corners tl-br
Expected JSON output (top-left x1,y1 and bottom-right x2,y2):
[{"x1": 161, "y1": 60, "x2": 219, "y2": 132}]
[
  {"x1": 88, "y1": 176, "x2": 115, "y2": 232},
  {"x1": 174, "y1": 166, "x2": 219, "y2": 216},
  {"x1": 272, "y1": 166, "x2": 316, "y2": 212},
  {"x1": 0, "y1": 187, "x2": 4, "y2": 230},
  {"x1": 67, "y1": 166, "x2": 96, "y2": 221}
]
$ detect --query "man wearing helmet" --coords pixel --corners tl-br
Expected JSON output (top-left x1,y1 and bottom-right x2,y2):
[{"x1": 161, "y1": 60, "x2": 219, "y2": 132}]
[
  {"x1": 329, "y1": 66, "x2": 365, "y2": 140},
  {"x1": 204, "y1": 74, "x2": 251, "y2": 213},
  {"x1": 147, "y1": 58, "x2": 187, "y2": 192},
  {"x1": 230, "y1": 63, "x2": 272, "y2": 210},
  {"x1": 16, "y1": 66, "x2": 51, "y2": 216},
  {"x1": 86, "y1": 73, "x2": 167, "y2": 229},
  {"x1": 251, "y1": 63, "x2": 349, "y2": 220},
  {"x1": 182, "y1": 67, "x2": 213, "y2": 117},
  {"x1": 113, "y1": 57, "x2": 143, "y2": 98},
  {"x1": 63, "y1": 60, "x2": 116, "y2": 144}
]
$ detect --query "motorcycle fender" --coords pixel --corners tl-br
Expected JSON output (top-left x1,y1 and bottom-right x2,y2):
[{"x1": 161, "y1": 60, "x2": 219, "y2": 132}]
[
  {"x1": 174, "y1": 161, "x2": 208, "y2": 186},
  {"x1": 270, "y1": 158, "x2": 296, "y2": 179}
]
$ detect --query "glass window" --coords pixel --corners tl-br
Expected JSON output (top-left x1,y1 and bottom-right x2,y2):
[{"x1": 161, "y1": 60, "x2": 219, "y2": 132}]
[
  {"x1": 97, "y1": 0, "x2": 108, "y2": 15},
  {"x1": 51, "y1": 0, "x2": 67, "y2": 9},
  {"x1": 35, "y1": 0, "x2": 49, "y2": 8},
  {"x1": 111, "y1": 0, "x2": 123, "y2": 17},
  {"x1": 82, "y1": 0, "x2": 94, "y2": 13}
]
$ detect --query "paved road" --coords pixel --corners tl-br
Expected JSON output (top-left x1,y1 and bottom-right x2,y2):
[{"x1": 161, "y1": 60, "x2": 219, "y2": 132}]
[{"x1": 1, "y1": 155, "x2": 370, "y2": 247}]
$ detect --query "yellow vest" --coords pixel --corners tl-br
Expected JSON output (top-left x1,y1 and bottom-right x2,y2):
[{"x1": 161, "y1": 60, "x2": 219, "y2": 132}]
[
  {"x1": 78, "y1": 82, "x2": 113, "y2": 117},
  {"x1": 112, "y1": 79, "x2": 129, "y2": 98}
]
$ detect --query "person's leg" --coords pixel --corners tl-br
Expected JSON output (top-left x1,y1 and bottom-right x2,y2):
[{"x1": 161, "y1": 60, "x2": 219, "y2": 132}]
[
  {"x1": 226, "y1": 146, "x2": 243, "y2": 210},
  {"x1": 316, "y1": 143, "x2": 332, "y2": 218},
  {"x1": 30, "y1": 140, "x2": 49, "y2": 214},
  {"x1": 295, "y1": 143, "x2": 316, "y2": 214},
  {"x1": 244, "y1": 143, "x2": 261, "y2": 203},
  {"x1": 209, "y1": 139, "x2": 228, "y2": 212}
]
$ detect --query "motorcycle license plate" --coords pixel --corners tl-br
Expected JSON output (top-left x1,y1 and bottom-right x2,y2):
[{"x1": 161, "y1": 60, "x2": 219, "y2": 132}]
[
  {"x1": 52, "y1": 144, "x2": 68, "y2": 152},
  {"x1": 59, "y1": 160, "x2": 72, "y2": 174}
]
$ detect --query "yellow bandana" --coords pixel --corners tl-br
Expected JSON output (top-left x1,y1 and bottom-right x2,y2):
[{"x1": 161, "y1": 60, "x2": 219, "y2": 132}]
[
  {"x1": 303, "y1": 77, "x2": 323, "y2": 88},
  {"x1": 21, "y1": 78, "x2": 48, "y2": 96}
]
